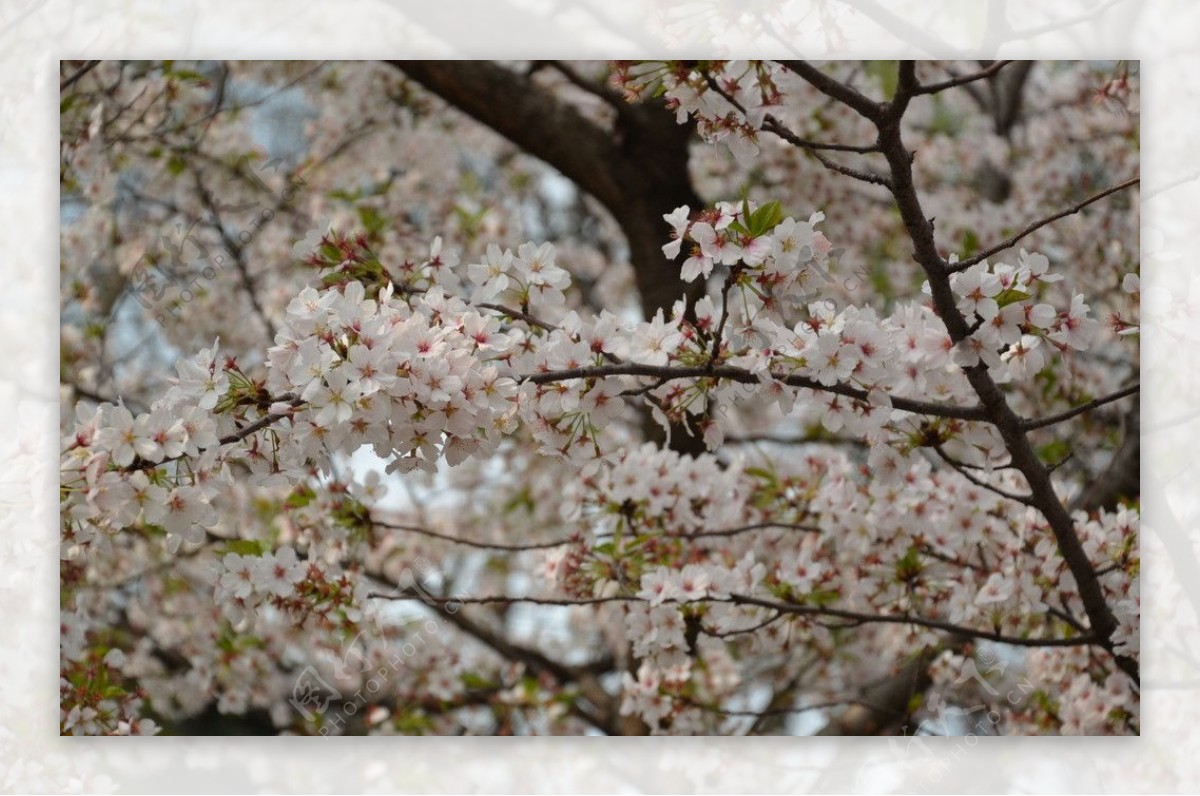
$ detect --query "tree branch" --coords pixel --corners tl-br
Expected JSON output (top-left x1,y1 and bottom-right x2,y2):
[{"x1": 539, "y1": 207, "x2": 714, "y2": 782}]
[
  {"x1": 951, "y1": 177, "x2": 1140, "y2": 271},
  {"x1": 124, "y1": 394, "x2": 302, "y2": 472},
  {"x1": 872, "y1": 61, "x2": 1137, "y2": 683},
  {"x1": 778, "y1": 61, "x2": 884, "y2": 120},
  {"x1": 523, "y1": 362, "x2": 988, "y2": 422},
  {"x1": 932, "y1": 445, "x2": 1036, "y2": 505},
  {"x1": 373, "y1": 520, "x2": 573, "y2": 552},
  {"x1": 368, "y1": 591, "x2": 1098, "y2": 649},
  {"x1": 1022, "y1": 382, "x2": 1139, "y2": 431},
  {"x1": 192, "y1": 169, "x2": 279, "y2": 341},
  {"x1": 914, "y1": 60, "x2": 1014, "y2": 95},
  {"x1": 61, "y1": 59, "x2": 100, "y2": 91},
  {"x1": 387, "y1": 59, "x2": 707, "y2": 456}
]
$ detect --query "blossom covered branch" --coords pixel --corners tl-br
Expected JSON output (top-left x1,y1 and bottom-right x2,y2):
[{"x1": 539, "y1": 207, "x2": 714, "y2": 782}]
[{"x1": 60, "y1": 59, "x2": 1140, "y2": 737}]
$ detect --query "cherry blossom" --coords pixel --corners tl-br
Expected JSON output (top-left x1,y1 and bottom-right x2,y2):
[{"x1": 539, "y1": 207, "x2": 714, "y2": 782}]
[{"x1": 59, "y1": 59, "x2": 1139, "y2": 737}]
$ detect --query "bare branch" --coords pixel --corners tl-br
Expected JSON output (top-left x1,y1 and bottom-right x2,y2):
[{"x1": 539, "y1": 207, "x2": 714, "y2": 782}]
[
  {"x1": 1023, "y1": 382, "x2": 1139, "y2": 431},
  {"x1": 933, "y1": 445, "x2": 1036, "y2": 506},
  {"x1": 760, "y1": 116, "x2": 879, "y2": 154},
  {"x1": 192, "y1": 170, "x2": 279, "y2": 341},
  {"x1": 374, "y1": 519, "x2": 821, "y2": 553},
  {"x1": 701, "y1": 73, "x2": 886, "y2": 186},
  {"x1": 124, "y1": 394, "x2": 302, "y2": 472},
  {"x1": 523, "y1": 362, "x2": 988, "y2": 422},
  {"x1": 951, "y1": 177, "x2": 1140, "y2": 271},
  {"x1": 682, "y1": 522, "x2": 822, "y2": 540},
  {"x1": 914, "y1": 60, "x2": 1014, "y2": 95},
  {"x1": 61, "y1": 60, "x2": 101, "y2": 91},
  {"x1": 373, "y1": 520, "x2": 574, "y2": 552},
  {"x1": 477, "y1": 302, "x2": 558, "y2": 334},
  {"x1": 728, "y1": 594, "x2": 1096, "y2": 648},
  {"x1": 368, "y1": 591, "x2": 1098, "y2": 649},
  {"x1": 777, "y1": 61, "x2": 883, "y2": 120},
  {"x1": 871, "y1": 61, "x2": 1138, "y2": 683}
]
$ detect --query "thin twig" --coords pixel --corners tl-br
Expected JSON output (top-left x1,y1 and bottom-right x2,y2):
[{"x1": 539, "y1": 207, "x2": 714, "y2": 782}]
[
  {"x1": 760, "y1": 116, "x2": 878, "y2": 154},
  {"x1": 376, "y1": 519, "x2": 821, "y2": 553},
  {"x1": 682, "y1": 521, "x2": 823, "y2": 540},
  {"x1": 701, "y1": 610, "x2": 785, "y2": 639},
  {"x1": 709, "y1": 271, "x2": 736, "y2": 368},
  {"x1": 374, "y1": 520, "x2": 573, "y2": 552},
  {"x1": 1022, "y1": 383, "x2": 1139, "y2": 431},
  {"x1": 951, "y1": 177, "x2": 1140, "y2": 271},
  {"x1": 933, "y1": 445, "x2": 1036, "y2": 506},
  {"x1": 524, "y1": 361, "x2": 988, "y2": 422},
  {"x1": 123, "y1": 394, "x2": 302, "y2": 471},
  {"x1": 367, "y1": 590, "x2": 1098, "y2": 649},
  {"x1": 729, "y1": 594, "x2": 1097, "y2": 648},
  {"x1": 777, "y1": 61, "x2": 883, "y2": 120},
  {"x1": 477, "y1": 302, "x2": 558, "y2": 333},
  {"x1": 702, "y1": 74, "x2": 886, "y2": 185},
  {"x1": 61, "y1": 60, "x2": 101, "y2": 91},
  {"x1": 192, "y1": 170, "x2": 279, "y2": 340},
  {"x1": 914, "y1": 60, "x2": 1014, "y2": 95}
]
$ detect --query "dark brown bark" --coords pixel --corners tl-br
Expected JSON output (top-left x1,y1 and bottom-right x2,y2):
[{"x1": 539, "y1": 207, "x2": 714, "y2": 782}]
[
  {"x1": 387, "y1": 60, "x2": 707, "y2": 455},
  {"x1": 975, "y1": 60, "x2": 1034, "y2": 202},
  {"x1": 988, "y1": 60, "x2": 1035, "y2": 137},
  {"x1": 386, "y1": 61, "x2": 701, "y2": 319},
  {"x1": 869, "y1": 61, "x2": 1137, "y2": 684},
  {"x1": 1071, "y1": 399, "x2": 1139, "y2": 513},
  {"x1": 816, "y1": 651, "x2": 934, "y2": 736}
]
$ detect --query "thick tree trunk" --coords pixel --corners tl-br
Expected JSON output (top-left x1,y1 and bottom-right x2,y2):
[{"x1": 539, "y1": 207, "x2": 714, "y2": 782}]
[{"x1": 388, "y1": 61, "x2": 707, "y2": 456}]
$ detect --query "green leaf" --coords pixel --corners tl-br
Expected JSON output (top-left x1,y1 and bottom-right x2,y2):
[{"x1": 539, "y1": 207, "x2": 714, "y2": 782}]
[
  {"x1": 996, "y1": 288, "x2": 1031, "y2": 308},
  {"x1": 744, "y1": 466, "x2": 779, "y2": 488},
  {"x1": 502, "y1": 487, "x2": 535, "y2": 516},
  {"x1": 318, "y1": 240, "x2": 344, "y2": 261},
  {"x1": 961, "y1": 229, "x2": 980, "y2": 257},
  {"x1": 1037, "y1": 439, "x2": 1071, "y2": 464},
  {"x1": 166, "y1": 154, "x2": 187, "y2": 176},
  {"x1": 725, "y1": 220, "x2": 750, "y2": 237},
  {"x1": 223, "y1": 539, "x2": 266, "y2": 557},
  {"x1": 460, "y1": 672, "x2": 494, "y2": 690},
  {"x1": 928, "y1": 96, "x2": 964, "y2": 138},
  {"x1": 894, "y1": 547, "x2": 924, "y2": 581},
  {"x1": 285, "y1": 484, "x2": 317, "y2": 509},
  {"x1": 808, "y1": 588, "x2": 841, "y2": 607},
  {"x1": 393, "y1": 712, "x2": 433, "y2": 734},
  {"x1": 747, "y1": 200, "x2": 785, "y2": 237},
  {"x1": 453, "y1": 204, "x2": 489, "y2": 240},
  {"x1": 866, "y1": 61, "x2": 899, "y2": 99},
  {"x1": 332, "y1": 496, "x2": 370, "y2": 530},
  {"x1": 357, "y1": 205, "x2": 386, "y2": 238}
]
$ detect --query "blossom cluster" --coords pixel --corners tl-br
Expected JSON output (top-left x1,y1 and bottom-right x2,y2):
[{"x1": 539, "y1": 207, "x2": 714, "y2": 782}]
[
  {"x1": 948, "y1": 250, "x2": 1100, "y2": 375},
  {"x1": 61, "y1": 610, "x2": 160, "y2": 736},
  {"x1": 612, "y1": 60, "x2": 787, "y2": 162},
  {"x1": 527, "y1": 441, "x2": 1140, "y2": 733},
  {"x1": 661, "y1": 200, "x2": 832, "y2": 286},
  {"x1": 58, "y1": 60, "x2": 1139, "y2": 738},
  {"x1": 61, "y1": 223, "x2": 1131, "y2": 735},
  {"x1": 63, "y1": 400, "x2": 222, "y2": 555}
]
